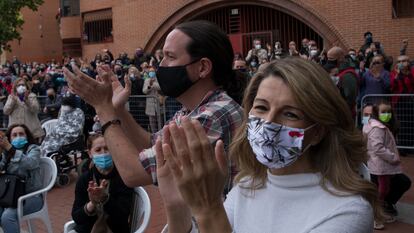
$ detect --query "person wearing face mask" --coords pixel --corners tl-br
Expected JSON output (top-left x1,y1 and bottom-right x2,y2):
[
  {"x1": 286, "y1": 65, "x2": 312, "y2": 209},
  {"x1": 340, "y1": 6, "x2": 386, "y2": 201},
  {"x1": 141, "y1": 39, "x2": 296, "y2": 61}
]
[
  {"x1": 143, "y1": 67, "x2": 162, "y2": 133},
  {"x1": 245, "y1": 38, "x2": 268, "y2": 64},
  {"x1": 1, "y1": 68, "x2": 16, "y2": 94},
  {"x1": 63, "y1": 20, "x2": 244, "y2": 191},
  {"x1": 133, "y1": 47, "x2": 150, "y2": 71},
  {"x1": 327, "y1": 47, "x2": 359, "y2": 119},
  {"x1": 361, "y1": 103, "x2": 374, "y2": 129},
  {"x1": 43, "y1": 87, "x2": 62, "y2": 120},
  {"x1": 363, "y1": 100, "x2": 411, "y2": 230},
  {"x1": 3, "y1": 78, "x2": 44, "y2": 140},
  {"x1": 71, "y1": 134, "x2": 133, "y2": 233},
  {"x1": 360, "y1": 32, "x2": 374, "y2": 56},
  {"x1": 40, "y1": 93, "x2": 84, "y2": 157},
  {"x1": 390, "y1": 55, "x2": 414, "y2": 156},
  {"x1": 0, "y1": 124, "x2": 43, "y2": 233},
  {"x1": 271, "y1": 41, "x2": 285, "y2": 60},
  {"x1": 346, "y1": 48, "x2": 359, "y2": 70},
  {"x1": 157, "y1": 58, "x2": 379, "y2": 233},
  {"x1": 113, "y1": 64, "x2": 123, "y2": 80}
]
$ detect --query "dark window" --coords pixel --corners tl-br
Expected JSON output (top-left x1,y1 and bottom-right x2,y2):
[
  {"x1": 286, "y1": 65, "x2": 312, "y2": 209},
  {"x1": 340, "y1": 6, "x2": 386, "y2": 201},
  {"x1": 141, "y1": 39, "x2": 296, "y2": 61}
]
[
  {"x1": 83, "y1": 9, "x2": 113, "y2": 44},
  {"x1": 392, "y1": 0, "x2": 414, "y2": 18},
  {"x1": 60, "y1": 0, "x2": 80, "y2": 17}
]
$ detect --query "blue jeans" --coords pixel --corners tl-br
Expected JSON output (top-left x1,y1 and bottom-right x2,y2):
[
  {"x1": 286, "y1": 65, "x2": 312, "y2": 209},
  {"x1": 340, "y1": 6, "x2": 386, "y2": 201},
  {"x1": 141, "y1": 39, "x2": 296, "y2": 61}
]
[{"x1": 0, "y1": 195, "x2": 43, "y2": 233}]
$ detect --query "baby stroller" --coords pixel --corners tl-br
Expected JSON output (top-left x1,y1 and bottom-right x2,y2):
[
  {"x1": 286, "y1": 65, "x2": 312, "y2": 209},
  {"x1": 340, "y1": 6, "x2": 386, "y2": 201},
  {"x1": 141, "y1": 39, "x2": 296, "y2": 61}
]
[{"x1": 48, "y1": 135, "x2": 89, "y2": 186}]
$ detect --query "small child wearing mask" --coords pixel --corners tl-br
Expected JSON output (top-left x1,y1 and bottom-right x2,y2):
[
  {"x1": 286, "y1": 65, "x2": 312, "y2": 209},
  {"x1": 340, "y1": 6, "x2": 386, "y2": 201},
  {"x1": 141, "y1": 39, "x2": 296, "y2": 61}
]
[{"x1": 362, "y1": 99, "x2": 401, "y2": 229}]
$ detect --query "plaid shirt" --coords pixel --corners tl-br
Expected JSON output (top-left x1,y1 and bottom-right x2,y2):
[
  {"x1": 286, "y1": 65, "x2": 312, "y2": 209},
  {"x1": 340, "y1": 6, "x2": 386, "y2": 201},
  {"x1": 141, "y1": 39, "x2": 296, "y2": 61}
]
[{"x1": 139, "y1": 89, "x2": 243, "y2": 191}]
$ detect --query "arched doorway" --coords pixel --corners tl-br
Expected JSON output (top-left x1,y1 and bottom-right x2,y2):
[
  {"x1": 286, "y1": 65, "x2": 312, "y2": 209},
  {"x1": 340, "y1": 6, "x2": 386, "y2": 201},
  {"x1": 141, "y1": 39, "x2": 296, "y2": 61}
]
[
  {"x1": 145, "y1": 0, "x2": 347, "y2": 53},
  {"x1": 194, "y1": 5, "x2": 324, "y2": 57}
]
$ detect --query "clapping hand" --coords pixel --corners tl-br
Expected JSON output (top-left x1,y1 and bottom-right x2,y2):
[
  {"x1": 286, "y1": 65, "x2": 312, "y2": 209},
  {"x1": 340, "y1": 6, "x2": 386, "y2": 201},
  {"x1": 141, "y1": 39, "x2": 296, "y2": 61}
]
[
  {"x1": 161, "y1": 117, "x2": 229, "y2": 220},
  {"x1": 87, "y1": 179, "x2": 109, "y2": 205}
]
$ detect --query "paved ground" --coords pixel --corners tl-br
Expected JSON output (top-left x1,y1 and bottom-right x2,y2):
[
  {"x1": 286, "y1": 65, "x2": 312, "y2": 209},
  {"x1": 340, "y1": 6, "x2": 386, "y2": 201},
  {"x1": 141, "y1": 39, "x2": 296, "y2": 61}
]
[{"x1": 15, "y1": 155, "x2": 414, "y2": 233}]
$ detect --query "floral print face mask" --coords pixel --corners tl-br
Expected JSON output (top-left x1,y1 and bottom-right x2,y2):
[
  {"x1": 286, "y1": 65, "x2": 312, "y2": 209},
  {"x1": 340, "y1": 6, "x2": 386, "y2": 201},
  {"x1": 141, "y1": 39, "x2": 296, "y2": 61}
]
[{"x1": 247, "y1": 115, "x2": 316, "y2": 169}]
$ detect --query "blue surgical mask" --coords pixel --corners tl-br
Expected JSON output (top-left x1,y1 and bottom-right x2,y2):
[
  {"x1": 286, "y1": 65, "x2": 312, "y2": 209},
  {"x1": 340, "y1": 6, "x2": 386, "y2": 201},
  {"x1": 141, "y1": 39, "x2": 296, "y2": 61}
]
[
  {"x1": 92, "y1": 153, "x2": 113, "y2": 170},
  {"x1": 11, "y1": 137, "x2": 28, "y2": 149},
  {"x1": 148, "y1": 71, "x2": 156, "y2": 78},
  {"x1": 362, "y1": 116, "x2": 370, "y2": 125}
]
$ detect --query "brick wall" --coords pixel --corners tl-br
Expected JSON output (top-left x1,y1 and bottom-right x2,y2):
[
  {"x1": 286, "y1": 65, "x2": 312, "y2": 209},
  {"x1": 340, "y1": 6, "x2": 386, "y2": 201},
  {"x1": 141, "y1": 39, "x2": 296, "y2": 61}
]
[
  {"x1": 60, "y1": 16, "x2": 81, "y2": 39},
  {"x1": 294, "y1": 0, "x2": 414, "y2": 59},
  {"x1": 7, "y1": 0, "x2": 62, "y2": 63},
  {"x1": 8, "y1": 0, "x2": 414, "y2": 63}
]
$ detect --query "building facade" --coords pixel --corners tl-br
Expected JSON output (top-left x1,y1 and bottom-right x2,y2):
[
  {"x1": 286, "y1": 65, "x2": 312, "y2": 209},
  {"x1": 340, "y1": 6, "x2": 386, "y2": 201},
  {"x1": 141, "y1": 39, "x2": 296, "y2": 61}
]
[{"x1": 4, "y1": 0, "x2": 414, "y2": 63}]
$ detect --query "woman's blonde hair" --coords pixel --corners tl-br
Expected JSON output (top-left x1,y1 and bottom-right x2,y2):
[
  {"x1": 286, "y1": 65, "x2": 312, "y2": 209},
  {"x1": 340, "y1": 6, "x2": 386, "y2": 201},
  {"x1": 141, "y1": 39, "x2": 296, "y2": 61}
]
[
  {"x1": 230, "y1": 57, "x2": 382, "y2": 219},
  {"x1": 12, "y1": 78, "x2": 31, "y2": 94}
]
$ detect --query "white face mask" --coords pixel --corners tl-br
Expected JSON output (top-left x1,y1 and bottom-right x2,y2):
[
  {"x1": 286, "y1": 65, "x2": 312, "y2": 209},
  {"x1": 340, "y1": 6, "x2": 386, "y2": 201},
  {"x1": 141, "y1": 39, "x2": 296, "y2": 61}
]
[
  {"x1": 330, "y1": 76, "x2": 340, "y2": 86},
  {"x1": 16, "y1": 86, "x2": 27, "y2": 95},
  {"x1": 247, "y1": 115, "x2": 316, "y2": 169},
  {"x1": 310, "y1": 49, "x2": 318, "y2": 57},
  {"x1": 255, "y1": 44, "x2": 262, "y2": 50}
]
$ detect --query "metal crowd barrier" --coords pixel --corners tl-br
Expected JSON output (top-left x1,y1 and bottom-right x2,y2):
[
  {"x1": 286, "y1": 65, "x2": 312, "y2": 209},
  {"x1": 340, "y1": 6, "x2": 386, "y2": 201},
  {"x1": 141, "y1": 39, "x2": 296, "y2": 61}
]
[
  {"x1": 0, "y1": 95, "x2": 183, "y2": 135},
  {"x1": 360, "y1": 94, "x2": 414, "y2": 150},
  {"x1": 127, "y1": 95, "x2": 182, "y2": 133}
]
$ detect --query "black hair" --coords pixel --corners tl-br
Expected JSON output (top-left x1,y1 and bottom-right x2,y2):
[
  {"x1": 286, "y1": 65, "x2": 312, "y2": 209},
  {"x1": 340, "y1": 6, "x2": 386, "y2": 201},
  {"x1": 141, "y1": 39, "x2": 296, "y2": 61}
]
[
  {"x1": 364, "y1": 31, "x2": 372, "y2": 38},
  {"x1": 62, "y1": 93, "x2": 77, "y2": 108},
  {"x1": 175, "y1": 20, "x2": 246, "y2": 104}
]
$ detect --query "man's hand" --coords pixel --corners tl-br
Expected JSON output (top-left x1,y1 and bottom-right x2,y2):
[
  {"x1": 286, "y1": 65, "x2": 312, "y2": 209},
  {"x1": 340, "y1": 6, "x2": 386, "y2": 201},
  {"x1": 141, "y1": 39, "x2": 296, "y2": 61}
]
[
  {"x1": 63, "y1": 64, "x2": 113, "y2": 111},
  {"x1": 97, "y1": 65, "x2": 131, "y2": 110}
]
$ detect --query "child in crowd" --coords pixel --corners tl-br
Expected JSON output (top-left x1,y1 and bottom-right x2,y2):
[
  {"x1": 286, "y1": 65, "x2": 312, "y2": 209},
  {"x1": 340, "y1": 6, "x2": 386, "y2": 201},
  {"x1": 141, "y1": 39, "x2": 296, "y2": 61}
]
[{"x1": 363, "y1": 100, "x2": 402, "y2": 230}]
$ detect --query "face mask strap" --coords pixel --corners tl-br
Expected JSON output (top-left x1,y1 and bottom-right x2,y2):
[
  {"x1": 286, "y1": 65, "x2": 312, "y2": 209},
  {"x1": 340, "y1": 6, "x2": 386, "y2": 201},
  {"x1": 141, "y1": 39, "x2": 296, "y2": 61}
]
[
  {"x1": 304, "y1": 123, "x2": 317, "y2": 132},
  {"x1": 183, "y1": 58, "x2": 202, "y2": 67}
]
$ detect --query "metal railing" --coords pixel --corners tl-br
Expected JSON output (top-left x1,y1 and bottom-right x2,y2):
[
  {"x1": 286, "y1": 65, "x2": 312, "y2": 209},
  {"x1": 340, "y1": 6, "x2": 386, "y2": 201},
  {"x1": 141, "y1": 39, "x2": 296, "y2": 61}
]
[
  {"x1": 360, "y1": 94, "x2": 414, "y2": 150},
  {"x1": 0, "y1": 95, "x2": 184, "y2": 135}
]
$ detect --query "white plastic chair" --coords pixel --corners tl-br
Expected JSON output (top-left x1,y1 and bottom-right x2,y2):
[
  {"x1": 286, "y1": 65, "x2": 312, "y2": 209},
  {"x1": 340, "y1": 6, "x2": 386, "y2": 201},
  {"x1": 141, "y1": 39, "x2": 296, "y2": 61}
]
[
  {"x1": 64, "y1": 187, "x2": 151, "y2": 233},
  {"x1": 41, "y1": 119, "x2": 58, "y2": 136},
  {"x1": 17, "y1": 157, "x2": 57, "y2": 233},
  {"x1": 131, "y1": 187, "x2": 151, "y2": 233},
  {"x1": 63, "y1": 220, "x2": 75, "y2": 233}
]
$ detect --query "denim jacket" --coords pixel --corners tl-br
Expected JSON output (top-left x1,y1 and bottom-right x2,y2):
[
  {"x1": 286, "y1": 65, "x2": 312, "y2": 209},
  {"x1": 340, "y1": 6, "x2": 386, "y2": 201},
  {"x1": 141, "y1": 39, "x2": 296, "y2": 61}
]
[{"x1": 0, "y1": 144, "x2": 42, "y2": 193}]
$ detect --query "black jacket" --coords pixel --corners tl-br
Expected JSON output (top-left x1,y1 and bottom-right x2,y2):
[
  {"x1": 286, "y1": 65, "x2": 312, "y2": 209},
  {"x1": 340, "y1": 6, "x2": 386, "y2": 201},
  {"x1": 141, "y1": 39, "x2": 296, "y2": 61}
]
[{"x1": 72, "y1": 166, "x2": 133, "y2": 233}]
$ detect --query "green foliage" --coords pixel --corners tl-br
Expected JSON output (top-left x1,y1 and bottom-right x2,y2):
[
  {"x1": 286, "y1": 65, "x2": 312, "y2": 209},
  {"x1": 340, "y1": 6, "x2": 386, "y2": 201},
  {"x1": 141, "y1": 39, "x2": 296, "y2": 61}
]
[{"x1": 0, "y1": 0, "x2": 44, "y2": 54}]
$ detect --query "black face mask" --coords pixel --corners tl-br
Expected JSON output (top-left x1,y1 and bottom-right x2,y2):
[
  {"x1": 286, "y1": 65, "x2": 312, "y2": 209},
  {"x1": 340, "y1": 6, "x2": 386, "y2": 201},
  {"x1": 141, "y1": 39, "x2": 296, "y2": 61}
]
[
  {"x1": 48, "y1": 95, "x2": 55, "y2": 100},
  {"x1": 156, "y1": 59, "x2": 200, "y2": 98},
  {"x1": 326, "y1": 59, "x2": 338, "y2": 67}
]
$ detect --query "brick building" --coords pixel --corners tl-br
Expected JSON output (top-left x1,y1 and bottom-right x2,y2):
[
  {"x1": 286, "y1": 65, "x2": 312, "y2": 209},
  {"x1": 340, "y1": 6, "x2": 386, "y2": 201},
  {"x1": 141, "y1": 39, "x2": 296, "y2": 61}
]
[{"x1": 4, "y1": 0, "x2": 414, "y2": 63}]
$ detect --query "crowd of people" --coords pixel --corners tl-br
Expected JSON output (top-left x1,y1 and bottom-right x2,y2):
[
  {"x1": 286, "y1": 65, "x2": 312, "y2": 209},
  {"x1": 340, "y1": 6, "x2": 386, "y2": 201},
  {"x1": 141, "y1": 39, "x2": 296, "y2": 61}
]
[{"x1": 0, "y1": 19, "x2": 413, "y2": 232}]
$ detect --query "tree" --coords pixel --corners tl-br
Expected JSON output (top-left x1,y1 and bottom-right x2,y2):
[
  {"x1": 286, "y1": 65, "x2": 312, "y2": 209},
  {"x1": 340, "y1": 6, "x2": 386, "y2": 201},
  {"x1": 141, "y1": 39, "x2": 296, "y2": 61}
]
[{"x1": 0, "y1": 0, "x2": 44, "y2": 54}]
